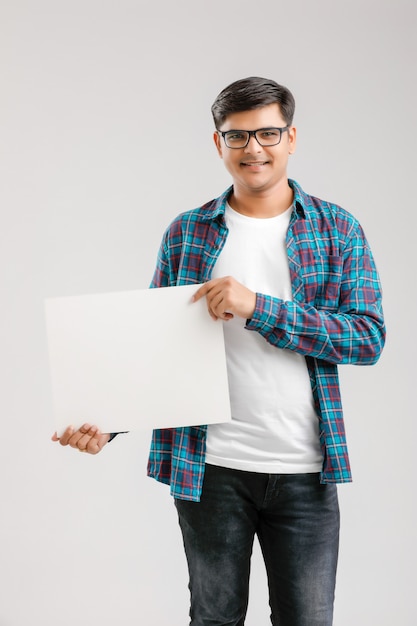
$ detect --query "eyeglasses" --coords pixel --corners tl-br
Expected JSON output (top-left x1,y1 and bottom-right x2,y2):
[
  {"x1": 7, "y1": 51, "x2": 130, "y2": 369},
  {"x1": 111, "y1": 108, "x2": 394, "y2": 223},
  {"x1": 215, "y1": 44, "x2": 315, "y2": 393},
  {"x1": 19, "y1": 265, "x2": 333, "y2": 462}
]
[{"x1": 217, "y1": 126, "x2": 290, "y2": 149}]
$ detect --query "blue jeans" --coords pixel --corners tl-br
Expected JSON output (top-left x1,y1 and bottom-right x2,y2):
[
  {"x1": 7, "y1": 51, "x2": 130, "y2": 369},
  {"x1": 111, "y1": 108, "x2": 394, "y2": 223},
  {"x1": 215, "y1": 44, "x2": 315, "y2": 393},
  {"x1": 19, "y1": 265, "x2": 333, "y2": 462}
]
[{"x1": 175, "y1": 464, "x2": 340, "y2": 626}]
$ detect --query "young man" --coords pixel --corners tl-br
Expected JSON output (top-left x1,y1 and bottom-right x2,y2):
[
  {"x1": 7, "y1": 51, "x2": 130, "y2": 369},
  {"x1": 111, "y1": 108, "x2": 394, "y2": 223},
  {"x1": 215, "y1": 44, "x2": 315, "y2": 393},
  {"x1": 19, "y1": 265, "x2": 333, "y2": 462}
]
[{"x1": 53, "y1": 77, "x2": 386, "y2": 625}]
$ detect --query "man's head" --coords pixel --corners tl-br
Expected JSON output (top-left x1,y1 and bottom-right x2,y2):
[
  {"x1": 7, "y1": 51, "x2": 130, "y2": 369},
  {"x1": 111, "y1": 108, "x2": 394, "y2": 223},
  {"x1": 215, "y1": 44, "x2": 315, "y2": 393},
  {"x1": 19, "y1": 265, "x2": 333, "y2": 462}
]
[
  {"x1": 211, "y1": 77, "x2": 295, "y2": 129},
  {"x1": 211, "y1": 78, "x2": 297, "y2": 199}
]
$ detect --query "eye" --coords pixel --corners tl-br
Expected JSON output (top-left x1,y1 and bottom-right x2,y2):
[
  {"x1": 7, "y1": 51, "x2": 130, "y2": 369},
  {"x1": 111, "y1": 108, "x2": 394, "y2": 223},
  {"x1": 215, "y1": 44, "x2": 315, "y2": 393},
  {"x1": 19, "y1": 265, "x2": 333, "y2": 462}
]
[
  {"x1": 259, "y1": 130, "x2": 280, "y2": 139},
  {"x1": 227, "y1": 131, "x2": 246, "y2": 141}
]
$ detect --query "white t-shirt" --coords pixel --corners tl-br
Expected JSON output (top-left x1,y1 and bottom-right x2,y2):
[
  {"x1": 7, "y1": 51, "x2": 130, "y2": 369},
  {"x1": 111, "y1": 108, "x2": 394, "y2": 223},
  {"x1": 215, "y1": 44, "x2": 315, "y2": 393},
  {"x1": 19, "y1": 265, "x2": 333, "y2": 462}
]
[{"x1": 205, "y1": 203, "x2": 323, "y2": 473}]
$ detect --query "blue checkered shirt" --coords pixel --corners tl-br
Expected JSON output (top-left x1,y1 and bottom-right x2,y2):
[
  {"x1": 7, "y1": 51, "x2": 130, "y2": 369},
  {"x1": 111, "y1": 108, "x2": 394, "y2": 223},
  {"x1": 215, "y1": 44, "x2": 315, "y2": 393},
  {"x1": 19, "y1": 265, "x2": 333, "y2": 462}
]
[{"x1": 147, "y1": 179, "x2": 386, "y2": 501}]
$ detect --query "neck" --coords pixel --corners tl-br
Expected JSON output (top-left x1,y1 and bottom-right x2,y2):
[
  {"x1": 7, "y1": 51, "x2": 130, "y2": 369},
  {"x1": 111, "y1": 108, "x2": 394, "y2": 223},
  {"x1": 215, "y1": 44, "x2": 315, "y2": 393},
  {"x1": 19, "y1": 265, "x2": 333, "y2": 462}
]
[{"x1": 229, "y1": 180, "x2": 294, "y2": 218}]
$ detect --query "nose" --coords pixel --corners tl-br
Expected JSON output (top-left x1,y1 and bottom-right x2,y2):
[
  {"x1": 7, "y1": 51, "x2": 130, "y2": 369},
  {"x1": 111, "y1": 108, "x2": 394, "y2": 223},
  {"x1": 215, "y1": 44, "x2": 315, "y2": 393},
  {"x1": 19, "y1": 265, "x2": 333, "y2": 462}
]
[{"x1": 244, "y1": 134, "x2": 262, "y2": 153}]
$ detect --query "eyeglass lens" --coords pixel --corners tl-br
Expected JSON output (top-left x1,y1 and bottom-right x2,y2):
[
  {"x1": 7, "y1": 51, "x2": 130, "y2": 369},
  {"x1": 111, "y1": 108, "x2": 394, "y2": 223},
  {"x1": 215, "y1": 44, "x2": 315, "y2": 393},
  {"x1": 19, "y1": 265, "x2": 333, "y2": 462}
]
[{"x1": 224, "y1": 128, "x2": 283, "y2": 148}]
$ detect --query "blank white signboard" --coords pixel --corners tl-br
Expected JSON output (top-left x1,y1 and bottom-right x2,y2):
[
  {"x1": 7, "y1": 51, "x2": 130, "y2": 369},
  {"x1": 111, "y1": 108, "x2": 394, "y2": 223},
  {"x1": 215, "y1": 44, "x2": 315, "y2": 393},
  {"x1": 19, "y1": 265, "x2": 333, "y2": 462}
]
[{"x1": 45, "y1": 284, "x2": 231, "y2": 435}]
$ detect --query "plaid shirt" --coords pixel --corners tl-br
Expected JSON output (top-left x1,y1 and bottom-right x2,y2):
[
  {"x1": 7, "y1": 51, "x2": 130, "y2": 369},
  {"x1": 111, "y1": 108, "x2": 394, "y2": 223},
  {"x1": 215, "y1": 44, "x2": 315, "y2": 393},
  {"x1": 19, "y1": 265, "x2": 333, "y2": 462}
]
[{"x1": 147, "y1": 179, "x2": 386, "y2": 501}]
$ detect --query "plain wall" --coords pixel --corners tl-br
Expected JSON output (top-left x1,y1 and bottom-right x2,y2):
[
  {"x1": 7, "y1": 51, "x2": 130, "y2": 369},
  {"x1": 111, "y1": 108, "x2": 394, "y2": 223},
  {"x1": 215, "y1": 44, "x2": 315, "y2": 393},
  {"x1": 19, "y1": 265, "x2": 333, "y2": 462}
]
[{"x1": 1, "y1": 0, "x2": 415, "y2": 624}]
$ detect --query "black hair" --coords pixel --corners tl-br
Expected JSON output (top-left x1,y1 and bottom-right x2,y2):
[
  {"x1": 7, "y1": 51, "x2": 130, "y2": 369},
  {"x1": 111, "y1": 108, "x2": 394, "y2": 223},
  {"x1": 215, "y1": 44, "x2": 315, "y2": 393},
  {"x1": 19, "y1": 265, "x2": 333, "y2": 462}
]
[{"x1": 211, "y1": 76, "x2": 295, "y2": 128}]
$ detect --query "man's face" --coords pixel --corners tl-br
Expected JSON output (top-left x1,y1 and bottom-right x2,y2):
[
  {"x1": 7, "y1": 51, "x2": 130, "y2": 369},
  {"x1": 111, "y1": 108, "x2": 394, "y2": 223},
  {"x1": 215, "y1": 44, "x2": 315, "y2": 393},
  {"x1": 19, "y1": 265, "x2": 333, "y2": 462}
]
[{"x1": 213, "y1": 103, "x2": 296, "y2": 195}]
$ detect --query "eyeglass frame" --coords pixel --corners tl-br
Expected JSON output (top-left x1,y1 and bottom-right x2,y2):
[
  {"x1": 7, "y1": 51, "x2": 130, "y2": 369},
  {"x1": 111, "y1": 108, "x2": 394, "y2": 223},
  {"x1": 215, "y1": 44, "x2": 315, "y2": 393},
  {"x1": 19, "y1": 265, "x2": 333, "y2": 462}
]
[{"x1": 217, "y1": 126, "x2": 290, "y2": 149}]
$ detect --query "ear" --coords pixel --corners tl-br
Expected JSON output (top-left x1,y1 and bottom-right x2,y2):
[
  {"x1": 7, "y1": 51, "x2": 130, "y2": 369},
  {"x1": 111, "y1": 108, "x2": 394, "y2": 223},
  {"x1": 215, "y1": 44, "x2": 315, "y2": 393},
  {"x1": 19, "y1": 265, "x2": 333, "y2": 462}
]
[
  {"x1": 288, "y1": 126, "x2": 297, "y2": 155},
  {"x1": 213, "y1": 131, "x2": 223, "y2": 158}
]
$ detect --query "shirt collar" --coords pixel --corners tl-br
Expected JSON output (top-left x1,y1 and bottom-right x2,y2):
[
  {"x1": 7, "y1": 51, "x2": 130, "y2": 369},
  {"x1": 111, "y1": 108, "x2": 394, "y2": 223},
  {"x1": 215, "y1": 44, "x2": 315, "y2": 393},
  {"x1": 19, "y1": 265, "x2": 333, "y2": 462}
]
[
  {"x1": 199, "y1": 186, "x2": 232, "y2": 222},
  {"x1": 202, "y1": 179, "x2": 308, "y2": 222},
  {"x1": 288, "y1": 179, "x2": 307, "y2": 218}
]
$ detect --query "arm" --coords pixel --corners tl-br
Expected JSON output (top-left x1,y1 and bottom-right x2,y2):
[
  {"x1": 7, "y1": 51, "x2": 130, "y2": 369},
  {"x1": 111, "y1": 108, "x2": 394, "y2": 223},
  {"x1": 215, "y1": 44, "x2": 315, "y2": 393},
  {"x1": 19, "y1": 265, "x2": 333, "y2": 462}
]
[
  {"x1": 51, "y1": 221, "x2": 180, "y2": 452},
  {"x1": 149, "y1": 228, "x2": 175, "y2": 289},
  {"x1": 249, "y1": 226, "x2": 385, "y2": 365},
  {"x1": 247, "y1": 294, "x2": 384, "y2": 365},
  {"x1": 194, "y1": 229, "x2": 385, "y2": 366}
]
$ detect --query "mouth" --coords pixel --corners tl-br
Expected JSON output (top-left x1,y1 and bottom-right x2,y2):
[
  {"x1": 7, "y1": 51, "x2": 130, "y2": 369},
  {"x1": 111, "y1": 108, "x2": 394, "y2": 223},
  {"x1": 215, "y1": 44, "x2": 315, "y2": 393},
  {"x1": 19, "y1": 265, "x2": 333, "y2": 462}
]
[{"x1": 241, "y1": 160, "x2": 269, "y2": 167}]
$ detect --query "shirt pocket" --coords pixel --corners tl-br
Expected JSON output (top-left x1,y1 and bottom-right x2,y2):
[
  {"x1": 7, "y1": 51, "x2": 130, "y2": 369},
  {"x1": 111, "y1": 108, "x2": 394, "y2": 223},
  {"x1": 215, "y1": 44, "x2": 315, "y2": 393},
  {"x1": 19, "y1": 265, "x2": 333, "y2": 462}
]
[{"x1": 302, "y1": 254, "x2": 343, "y2": 311}]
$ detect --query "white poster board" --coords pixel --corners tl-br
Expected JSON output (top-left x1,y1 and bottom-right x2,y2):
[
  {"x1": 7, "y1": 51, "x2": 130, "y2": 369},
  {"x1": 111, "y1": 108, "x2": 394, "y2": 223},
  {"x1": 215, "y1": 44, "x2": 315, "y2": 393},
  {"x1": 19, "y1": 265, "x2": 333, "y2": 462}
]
[{"x1": 45, "y1": 284, "x2": 231, "y2": 435}]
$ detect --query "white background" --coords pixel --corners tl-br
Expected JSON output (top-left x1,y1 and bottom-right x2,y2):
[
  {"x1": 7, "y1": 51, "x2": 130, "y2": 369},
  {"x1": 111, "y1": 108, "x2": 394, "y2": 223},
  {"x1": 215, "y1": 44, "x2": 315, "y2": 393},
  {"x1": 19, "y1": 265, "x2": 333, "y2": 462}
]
[{"x1": 0, "y1": 1, "x2": 415, "y2": 624}]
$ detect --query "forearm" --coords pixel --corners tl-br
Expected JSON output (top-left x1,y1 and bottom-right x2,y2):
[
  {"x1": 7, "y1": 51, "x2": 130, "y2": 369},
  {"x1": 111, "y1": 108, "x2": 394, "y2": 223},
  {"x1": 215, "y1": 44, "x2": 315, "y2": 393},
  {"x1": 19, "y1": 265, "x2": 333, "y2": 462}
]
[{"x1": 246, "y1": 293, "x2": 385, "y2": 365}]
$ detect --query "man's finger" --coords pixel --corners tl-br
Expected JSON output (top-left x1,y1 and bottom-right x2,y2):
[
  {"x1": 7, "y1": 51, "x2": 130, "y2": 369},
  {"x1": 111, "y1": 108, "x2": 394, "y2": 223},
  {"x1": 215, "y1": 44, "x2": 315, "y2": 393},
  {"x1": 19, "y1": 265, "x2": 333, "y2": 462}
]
[
  {"x1": 192, "y1": 282, "x2": 211, "y2": 302},
  {"x1": 58, "y1": 426, "x2": 74, "y2": 446}
]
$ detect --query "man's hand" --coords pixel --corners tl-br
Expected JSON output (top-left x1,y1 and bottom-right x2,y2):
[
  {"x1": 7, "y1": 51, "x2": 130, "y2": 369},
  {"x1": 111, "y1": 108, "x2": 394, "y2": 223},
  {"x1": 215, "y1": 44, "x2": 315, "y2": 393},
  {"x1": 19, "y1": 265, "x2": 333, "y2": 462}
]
[
  {"x1": 192, "y1": 276, "x2": 256, "y2": 321},
  {"x1": 51, "y1": 423, "x2": 110, "y2": 455}
]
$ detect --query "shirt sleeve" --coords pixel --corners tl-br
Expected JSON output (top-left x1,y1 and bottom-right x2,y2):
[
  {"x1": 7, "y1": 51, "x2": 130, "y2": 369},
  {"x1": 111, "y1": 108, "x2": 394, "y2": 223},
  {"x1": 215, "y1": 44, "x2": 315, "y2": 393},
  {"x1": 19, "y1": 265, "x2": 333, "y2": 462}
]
[
  {"x1": 246, "y1": 225, "x2": 386, "y2": 365},
  {"x1": 149, "y1": 238, "x2": 171, "y2": 288}
]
